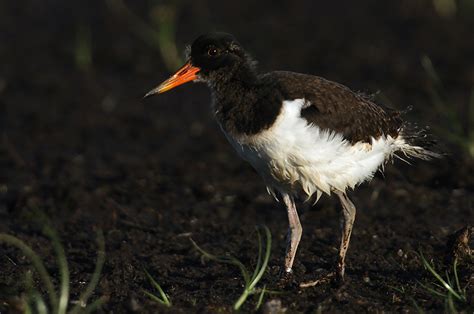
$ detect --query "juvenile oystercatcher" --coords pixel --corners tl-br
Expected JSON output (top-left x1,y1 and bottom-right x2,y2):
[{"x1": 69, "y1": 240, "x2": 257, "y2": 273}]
[{"x1": 145, "y1": 32, "x2": 438, "y2": 284}]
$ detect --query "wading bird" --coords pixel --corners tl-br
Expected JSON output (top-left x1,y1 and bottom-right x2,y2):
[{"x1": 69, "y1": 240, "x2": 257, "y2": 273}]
[{"x1": 145, "y1": 32, "x2": 438, "y2": 284}]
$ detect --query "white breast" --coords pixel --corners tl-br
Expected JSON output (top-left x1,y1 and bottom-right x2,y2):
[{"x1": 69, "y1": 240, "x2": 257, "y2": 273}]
[{"x1": 222, "y1": 99, "x2": 405, "y2": 201}]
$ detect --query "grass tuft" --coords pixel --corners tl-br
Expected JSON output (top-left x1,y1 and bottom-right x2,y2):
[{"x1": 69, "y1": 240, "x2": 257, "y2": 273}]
[
  {"x1": 191, "y1": 225, "x2": 273, "y2": 311},
  {"x1": 0, "y1": 228, "x2": 106, "y2": 313},
  {"x1": 142, "y1": 269, "x2": 172, "y2": 307},
  {"x1": 418, "y1": 251, "x2": 468, "y2": 313}
]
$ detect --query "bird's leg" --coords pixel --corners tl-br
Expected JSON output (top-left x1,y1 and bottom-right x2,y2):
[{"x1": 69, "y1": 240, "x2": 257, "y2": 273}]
[
  {"x1": 282, "y1": 193, "x2": 302, "y2": 274},
  {"x1": 334, "y1": 190, "x2": 357, "y2": 281},
  {"x1": 300, "y1": 191, "x2": 357, "y2": 288}
]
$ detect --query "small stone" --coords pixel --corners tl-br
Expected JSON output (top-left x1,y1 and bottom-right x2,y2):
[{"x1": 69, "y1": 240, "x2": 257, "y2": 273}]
[
  {"x1": 263, "y1": 299, "x2": 287, "y2": 314},
  {"x1": 128, "y1": 297, "x2": 141, "y2": 312}
]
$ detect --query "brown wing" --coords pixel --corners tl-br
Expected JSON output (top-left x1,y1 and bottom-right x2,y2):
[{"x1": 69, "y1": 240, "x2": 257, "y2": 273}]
[{"x1": 263, "y1": 71, "x2": 402, "y2": 144}]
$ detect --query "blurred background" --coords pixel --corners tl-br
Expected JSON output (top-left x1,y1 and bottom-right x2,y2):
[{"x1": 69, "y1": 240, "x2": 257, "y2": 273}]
[
  {"x1": 1, "y1": 0, "x2": 473, "y2": 162},
  {"x1": 0, "y1": 0, "x2": 473, "y2": 312},
  {"x1": 0, "y1": 0, "x2": 474, "y2": 161}
]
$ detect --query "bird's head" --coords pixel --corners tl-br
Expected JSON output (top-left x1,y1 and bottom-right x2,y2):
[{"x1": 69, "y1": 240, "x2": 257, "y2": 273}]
[{"x1": 145, "y1": 32, "x2": 255, "y2": 97}]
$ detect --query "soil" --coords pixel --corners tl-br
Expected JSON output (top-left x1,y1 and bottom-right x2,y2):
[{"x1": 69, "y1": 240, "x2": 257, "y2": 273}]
[{"x1": 0, "y1": 0, "x2": 473, "y2": 313}]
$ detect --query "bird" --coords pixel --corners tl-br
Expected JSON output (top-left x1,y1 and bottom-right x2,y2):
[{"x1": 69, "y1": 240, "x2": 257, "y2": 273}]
[{"x1": 144, "y1": 32, "x2": 439, "y2": 284}]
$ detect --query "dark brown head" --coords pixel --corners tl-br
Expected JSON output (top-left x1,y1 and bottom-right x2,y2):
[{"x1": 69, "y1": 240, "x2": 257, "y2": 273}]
[{"x1": 145, "y1": 32, "x2": 255, "y2": 97}]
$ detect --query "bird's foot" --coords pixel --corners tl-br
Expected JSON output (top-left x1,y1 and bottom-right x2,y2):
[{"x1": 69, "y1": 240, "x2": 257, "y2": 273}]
[
  {"x1": 277, "y1": 267, "x2": 297, "y2": 288},
  {"x1": 299, "y1": 263, "x2": 348, "y2": 289},
  {"x1": 299, "y1": 271, "x2": 336, "y2": 288}
]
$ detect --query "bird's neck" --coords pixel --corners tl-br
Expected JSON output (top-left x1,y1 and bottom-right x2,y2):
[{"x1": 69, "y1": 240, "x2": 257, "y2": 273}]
[
  {"x1": 210, "y1": 66, "x2": 282, "y2": 136},
  {"x1": 208, "y1": 63, "x2": 258, "y2": 96}
]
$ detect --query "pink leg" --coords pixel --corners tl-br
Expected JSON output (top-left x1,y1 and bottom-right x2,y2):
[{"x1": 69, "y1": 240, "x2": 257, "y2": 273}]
[
  {"x1": 334, "y1": 190, "x2": 357, "y2": 280},
  {"x1": 282, "y1": 193, "x2": 302, "y2": 273}
]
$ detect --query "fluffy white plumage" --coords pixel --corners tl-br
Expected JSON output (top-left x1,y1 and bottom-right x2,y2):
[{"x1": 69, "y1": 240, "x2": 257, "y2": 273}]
[{"x1": 222, "y1": 99, "x2": 418, "y2": 201}]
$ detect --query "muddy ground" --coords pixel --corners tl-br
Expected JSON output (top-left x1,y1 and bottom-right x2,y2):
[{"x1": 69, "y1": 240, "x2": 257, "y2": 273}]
[{"x1": 0, "y1": 0, "x2": 473, "y2": 313}]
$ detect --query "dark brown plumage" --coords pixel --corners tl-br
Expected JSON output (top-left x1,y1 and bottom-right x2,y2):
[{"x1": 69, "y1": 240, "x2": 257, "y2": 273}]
[
  {"x1": 212, "y1": 70, "x2": 403, "y2": 144},
  {"x1": 264, "y1": 71, "x2": 403, "y2": 144}
]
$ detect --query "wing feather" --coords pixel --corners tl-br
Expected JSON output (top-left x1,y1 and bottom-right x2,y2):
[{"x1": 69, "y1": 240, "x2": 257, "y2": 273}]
[{"x1": 262, "y1": 71, "x2": 402, "y2": 143}]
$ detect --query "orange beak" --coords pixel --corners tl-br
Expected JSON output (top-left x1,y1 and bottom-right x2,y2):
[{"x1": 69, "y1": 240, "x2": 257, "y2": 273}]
[{"x1": 144, "y1": 61, "x2": 201, "y2": 98}]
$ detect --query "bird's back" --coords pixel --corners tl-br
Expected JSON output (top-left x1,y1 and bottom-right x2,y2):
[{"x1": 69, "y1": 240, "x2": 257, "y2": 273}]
[{"x1": 261, "y1": 71, "x2": 403, "y2": 144}]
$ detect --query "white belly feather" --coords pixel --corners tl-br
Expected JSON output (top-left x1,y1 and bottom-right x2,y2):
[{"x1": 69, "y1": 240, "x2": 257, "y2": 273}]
[{"x1": 222, "y1": 99, "x2": 406, "y2": 201}]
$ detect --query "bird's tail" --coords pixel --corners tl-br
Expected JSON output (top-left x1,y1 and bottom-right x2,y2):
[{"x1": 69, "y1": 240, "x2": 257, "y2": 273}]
[{"x1": 395, "y1": 122, "x2": 442, "y2": 161}]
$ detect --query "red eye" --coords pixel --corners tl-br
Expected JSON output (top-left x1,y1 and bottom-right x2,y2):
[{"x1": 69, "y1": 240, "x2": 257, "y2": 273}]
[{"x1": 208, "y1": 47, "x2": 219, "y2": 57}]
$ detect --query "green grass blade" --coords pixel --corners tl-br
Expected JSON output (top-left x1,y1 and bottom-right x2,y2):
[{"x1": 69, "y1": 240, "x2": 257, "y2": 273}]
[
  {"x1": 0, "y1": 234, "x2": 58, "y2": 310},
  {"x1": 250, "y1": 228, "x2": 263, "y2": 284},
  {"x1": 190, "y1": 238, "x2": 250, "y2": 284},
  {"x1": 421, "y1": 55, "x2": 442, "y2": 87},
  {"x1": 445, "y1": 269, "x2": 453, "y2": 288},
  {"x1": 105, "y1": 0, "x2": 182, "y2": 71},
  {"x1": 469, "y1": 89, "x2": 474, "y2": 155},
  {"x1": 446, "y1": 291, "x2": 457, "y2": 314},
  {"x1": 74, "y1": 24, "x2": 93, "y2": 72},
  {"x1": 234, "y1": 226, "x2": 272, "y2": 311},
  {"x1": 24, "y1": 302, "x2": 33, "y2": 314},
  {"x1": 43, "y1": 226, "x2": 69, "y2": 314},
  {"x1": 418, "y1": 281, "x2": 446, "y2": 298},
  {"x1": 150, "y1": 4, "x2": 183, "y2": 70},
  {"x1": 25, "y1": 270, "x2": 48, "y2": 314},
  {"x1": 248, "y1": 226, "x2": 271, "y2": 292},
  {"x1": 432, "y1": 282, "x2": 448, "y2": 291},
  {"x1": 70, "y1": 230, "x2": 106, "y2": 314},
  {"x1": 420, "y1": 252, "x2": 463, "y2": 300},
  {"x1": 410, "y1": 297, "x2": 424, "y2": 314},
  {"x1": 387, "y1": 284, "x2": 405, "y2": 294},
  {"x1": 33, "y1": 293, "x2": 48, "y2": 314},
  {"x1": 254, "y1": 285, "x2": 267, "y2": 311},
  {"x1": 468, "y1": 88, "x2": 474, "y2": 141},
  {"x1": 421, "y1": 55, "x2": 462, "y2": 133},
  {"x1": 190, "y1": 227, "x2": 272, "y2": 311},
  {"x1": 452, "y1": 258, "x2": 465, "y2": 301},
  {"x1": 143, "y1": 289, "x2": 171, "y2": 307},
  {"x1": 144, "y1": 269, "x2": 171, "y2": 307},
  {"x1": 22, "y1": 300, "x2": 33, "y2": 314}
]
